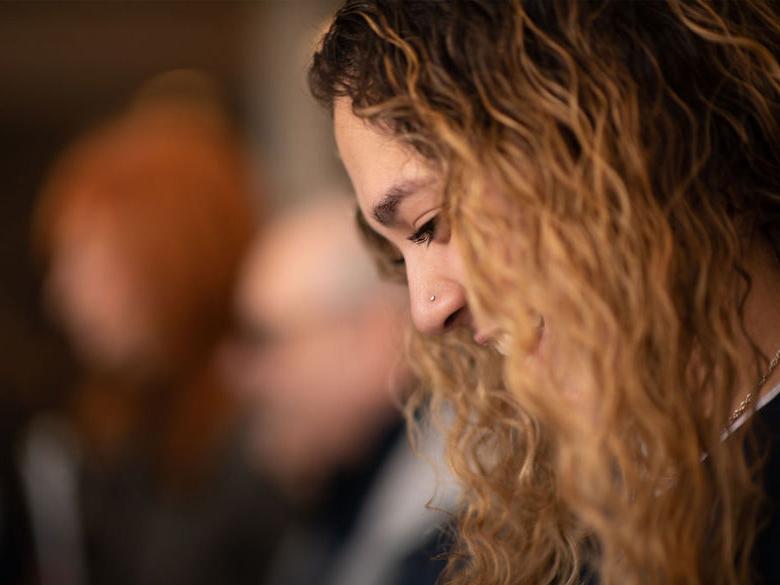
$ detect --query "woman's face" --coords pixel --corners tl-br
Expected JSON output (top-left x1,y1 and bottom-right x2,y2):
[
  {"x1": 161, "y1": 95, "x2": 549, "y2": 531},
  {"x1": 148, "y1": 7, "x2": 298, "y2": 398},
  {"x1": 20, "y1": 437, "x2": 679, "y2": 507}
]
[
  {"x1": 334, "y1": 99, "x2": 497, "y2": 343},
  {"x1": 45, "y1": 218, "x2": 157, "y2": 368}
]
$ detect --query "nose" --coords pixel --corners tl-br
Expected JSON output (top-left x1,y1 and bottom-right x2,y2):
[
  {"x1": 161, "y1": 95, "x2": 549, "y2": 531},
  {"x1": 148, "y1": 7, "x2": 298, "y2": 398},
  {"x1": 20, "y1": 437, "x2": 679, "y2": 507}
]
[{"x1": 407, "y1": 271, "x2": 467, "y2": 336}]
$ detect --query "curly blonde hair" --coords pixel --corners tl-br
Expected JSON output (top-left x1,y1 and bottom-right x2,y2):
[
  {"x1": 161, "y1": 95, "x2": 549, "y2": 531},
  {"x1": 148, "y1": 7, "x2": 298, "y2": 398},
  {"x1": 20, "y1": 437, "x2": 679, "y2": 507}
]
[{"x1": 310, "y1": 2, "x2": 780, "y2": 584}]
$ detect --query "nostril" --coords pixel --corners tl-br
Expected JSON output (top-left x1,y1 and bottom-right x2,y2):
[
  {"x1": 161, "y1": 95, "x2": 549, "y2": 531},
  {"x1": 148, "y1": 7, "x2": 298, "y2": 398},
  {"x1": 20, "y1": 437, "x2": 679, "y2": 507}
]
[{"x1": 444, "y1": 308, "x2": 462, "y2": 330}]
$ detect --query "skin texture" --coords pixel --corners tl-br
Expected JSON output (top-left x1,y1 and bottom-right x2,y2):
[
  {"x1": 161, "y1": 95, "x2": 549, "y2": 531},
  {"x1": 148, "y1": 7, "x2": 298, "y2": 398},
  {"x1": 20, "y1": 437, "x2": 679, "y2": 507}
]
[{"x1": 334, "y1": 98, "x2": 479, "y2": 339}]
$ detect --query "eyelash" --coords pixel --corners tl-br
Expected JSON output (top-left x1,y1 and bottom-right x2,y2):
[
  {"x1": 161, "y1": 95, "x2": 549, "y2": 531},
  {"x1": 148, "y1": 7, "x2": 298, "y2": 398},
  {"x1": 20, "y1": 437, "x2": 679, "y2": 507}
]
[
  {"x1": 408, "y1": 216, "x2": 438, "y2": 246},
  {"x1": 389, "y1": 215, "x2": 439, "y2": 267}
]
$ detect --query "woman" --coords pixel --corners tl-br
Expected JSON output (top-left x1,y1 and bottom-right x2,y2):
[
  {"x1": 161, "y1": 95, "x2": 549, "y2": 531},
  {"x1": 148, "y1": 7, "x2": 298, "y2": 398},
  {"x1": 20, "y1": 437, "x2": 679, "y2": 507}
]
[
  {"x1": 35, "y1": 75, "x2": 255, "y2": 482},
  {"x1": 30, "y1": 73, "x2": 282, "y2": 585},
  {"x1": 309, "y1": 2, "x2": 780, "y2": 585}
]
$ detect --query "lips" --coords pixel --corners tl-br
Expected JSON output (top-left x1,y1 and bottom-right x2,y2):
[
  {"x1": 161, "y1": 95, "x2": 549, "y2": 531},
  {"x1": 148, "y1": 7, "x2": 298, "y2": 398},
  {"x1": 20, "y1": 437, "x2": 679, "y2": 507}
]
[
  {"x1": 473, "y1": 329, "x2": 497, "y2": 346},
  {"x1": 473, "y1": 329, "x2": 510, "y2": 356}
]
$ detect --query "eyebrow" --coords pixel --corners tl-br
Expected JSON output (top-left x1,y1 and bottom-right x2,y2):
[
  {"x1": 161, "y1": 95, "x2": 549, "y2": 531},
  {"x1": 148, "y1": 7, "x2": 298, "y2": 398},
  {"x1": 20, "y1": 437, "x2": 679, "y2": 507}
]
[{"x1": 372, "y1": 178, "x2": 434, "y2": 227}]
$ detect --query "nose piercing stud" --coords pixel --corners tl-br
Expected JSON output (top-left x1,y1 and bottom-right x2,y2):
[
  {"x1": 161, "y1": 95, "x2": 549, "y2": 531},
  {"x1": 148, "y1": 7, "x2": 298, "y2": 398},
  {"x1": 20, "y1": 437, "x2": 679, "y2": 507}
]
[{"x1": 429, "y1": 295, "x2": 436, "y2": 302}]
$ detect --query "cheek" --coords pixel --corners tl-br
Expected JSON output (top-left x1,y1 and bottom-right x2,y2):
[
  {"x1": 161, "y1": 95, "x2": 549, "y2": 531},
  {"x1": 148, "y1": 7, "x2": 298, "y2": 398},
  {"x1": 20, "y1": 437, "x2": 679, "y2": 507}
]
[
  {"x1": 454, "y1": 192, "x2": 536, "y2": 322},
  {"x1": 451, "y1": 226, "x2": 496, "y2": 330}
]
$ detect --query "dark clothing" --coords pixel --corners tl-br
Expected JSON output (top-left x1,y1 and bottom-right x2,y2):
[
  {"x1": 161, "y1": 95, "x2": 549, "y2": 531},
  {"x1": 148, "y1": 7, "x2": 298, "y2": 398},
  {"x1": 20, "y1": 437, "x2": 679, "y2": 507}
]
[
  {"x1": 394, "y1": 529, "x2": 451, "y2": 585},
  {"x1": 81, "y1": 435, "x2": 287, "y2": 585},
  {"x1": 0, "y1": 442, "x2": 35, "y2": 585},
  {"x1": 16, "y1": 419, "x2": 287, "y2": 585},
  {"x1": 750, "y1": 386, "x2": 780, "y2": 584},
  {"x1": 265, "y1": 422, "x2": 451, "y2": 585}
]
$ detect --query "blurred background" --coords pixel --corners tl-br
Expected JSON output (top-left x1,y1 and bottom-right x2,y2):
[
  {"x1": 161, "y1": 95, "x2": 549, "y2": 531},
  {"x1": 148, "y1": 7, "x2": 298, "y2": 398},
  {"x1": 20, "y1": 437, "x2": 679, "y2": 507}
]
[{"x1": 0, "y1": 3, "x2": 453, "y2": 585}]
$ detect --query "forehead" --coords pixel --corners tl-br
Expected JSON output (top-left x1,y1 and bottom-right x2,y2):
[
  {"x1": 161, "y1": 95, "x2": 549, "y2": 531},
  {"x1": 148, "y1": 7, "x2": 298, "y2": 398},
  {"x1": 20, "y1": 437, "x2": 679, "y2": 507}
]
[{"x1": 333, "y1": 99, "x2": 431, "y2": 213}]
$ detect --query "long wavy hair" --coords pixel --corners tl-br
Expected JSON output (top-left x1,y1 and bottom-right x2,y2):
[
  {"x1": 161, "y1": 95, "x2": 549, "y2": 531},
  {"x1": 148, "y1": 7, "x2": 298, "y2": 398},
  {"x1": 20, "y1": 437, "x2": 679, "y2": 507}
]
[{"x1": 310, "y1": 2, "x2": 780, "y2": 584}]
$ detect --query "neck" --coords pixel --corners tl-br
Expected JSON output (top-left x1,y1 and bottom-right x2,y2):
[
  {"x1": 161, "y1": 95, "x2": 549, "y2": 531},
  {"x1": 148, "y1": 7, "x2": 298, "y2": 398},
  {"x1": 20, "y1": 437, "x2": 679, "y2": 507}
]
[{"x1": 741, "y1": 233, "x2": 780, "y2": 398}]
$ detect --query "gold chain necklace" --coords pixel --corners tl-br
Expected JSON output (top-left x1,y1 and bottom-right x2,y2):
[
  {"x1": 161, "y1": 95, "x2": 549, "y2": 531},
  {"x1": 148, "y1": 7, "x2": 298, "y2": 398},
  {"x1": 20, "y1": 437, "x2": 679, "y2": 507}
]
[{"x1": 728, "y1": 348, "x2": 780, "y2": 425}]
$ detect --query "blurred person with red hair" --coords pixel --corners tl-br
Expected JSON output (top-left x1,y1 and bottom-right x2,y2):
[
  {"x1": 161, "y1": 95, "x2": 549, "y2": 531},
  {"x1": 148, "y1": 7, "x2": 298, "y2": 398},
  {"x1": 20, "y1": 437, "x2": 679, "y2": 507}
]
[{"x1": 25, "y1": 71, "x2": 285, "y2": 585}]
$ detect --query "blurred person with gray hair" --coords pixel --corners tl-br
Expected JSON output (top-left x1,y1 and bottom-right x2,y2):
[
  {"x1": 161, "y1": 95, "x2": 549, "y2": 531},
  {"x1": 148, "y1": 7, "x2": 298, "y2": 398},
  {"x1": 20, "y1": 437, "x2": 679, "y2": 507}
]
[{"x1": 222, "y1": 196, "x2": 456, "y2": 585}]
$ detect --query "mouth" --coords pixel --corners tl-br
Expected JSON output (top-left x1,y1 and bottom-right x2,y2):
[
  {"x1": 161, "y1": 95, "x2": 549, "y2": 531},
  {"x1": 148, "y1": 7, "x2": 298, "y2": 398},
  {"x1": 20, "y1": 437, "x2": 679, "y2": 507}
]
[
  {"x1": 473, "y1": 329, "x2": 510, "y2": 356},
  {"x1": 473, "y1": 330, "x2": 495, "y2": 346}
]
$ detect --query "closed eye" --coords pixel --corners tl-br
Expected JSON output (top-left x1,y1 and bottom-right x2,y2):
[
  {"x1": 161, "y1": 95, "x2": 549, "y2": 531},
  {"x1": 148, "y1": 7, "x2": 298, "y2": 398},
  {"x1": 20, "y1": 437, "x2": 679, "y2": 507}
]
[{"x1": 408, "y1": 216, "x2": 438, "y2": 246}]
